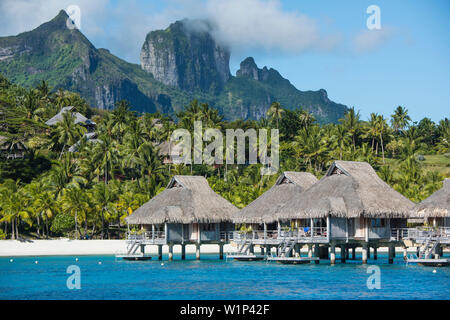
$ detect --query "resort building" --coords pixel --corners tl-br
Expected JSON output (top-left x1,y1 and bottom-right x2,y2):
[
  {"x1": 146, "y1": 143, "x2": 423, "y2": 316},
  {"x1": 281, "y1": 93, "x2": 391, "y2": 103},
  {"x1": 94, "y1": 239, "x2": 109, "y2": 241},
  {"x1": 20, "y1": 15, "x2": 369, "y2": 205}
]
[
  {"x1": 275, "y1": 161, "x2": 415, "y2": 264},
  {"x1": 413, "y1": 178, "x2": 449, "y2": 228},
  {"x1": 45, "y1": 106, "x2": 96, "y2": 131},
  {"x1": 230, "y1": 172, "x2": 318, "y2": 259},
  {"x1": 125, "y1": 175, "x2": 237, "y2": 260}
]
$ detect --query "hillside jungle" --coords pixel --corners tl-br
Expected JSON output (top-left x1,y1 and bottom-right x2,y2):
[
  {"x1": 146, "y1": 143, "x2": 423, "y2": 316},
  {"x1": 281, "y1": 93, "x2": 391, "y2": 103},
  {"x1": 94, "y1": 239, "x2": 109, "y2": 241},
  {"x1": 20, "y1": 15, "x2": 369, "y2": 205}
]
[{"x1": 0, "y1": 73, "x2": 448, "y2": 240}]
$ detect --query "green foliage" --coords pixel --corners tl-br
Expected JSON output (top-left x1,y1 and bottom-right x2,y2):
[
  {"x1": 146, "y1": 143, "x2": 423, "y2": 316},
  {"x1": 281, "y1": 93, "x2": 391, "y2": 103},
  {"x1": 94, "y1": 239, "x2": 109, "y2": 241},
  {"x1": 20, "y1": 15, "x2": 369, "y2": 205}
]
[
  {"x1": 50, "y1": 213, "x2": 75, "y2": 234},
  {"x1": 0, "y1": 71, "x2": 448, "y2": 241}
]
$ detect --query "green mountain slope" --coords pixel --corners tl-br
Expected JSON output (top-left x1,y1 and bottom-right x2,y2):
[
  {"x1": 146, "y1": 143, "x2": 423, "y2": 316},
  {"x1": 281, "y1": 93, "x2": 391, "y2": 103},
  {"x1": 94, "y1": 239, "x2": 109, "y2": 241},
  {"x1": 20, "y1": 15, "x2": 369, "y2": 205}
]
[{"x1": 0, "y1": 11, "x2": 348, "y2": 123}]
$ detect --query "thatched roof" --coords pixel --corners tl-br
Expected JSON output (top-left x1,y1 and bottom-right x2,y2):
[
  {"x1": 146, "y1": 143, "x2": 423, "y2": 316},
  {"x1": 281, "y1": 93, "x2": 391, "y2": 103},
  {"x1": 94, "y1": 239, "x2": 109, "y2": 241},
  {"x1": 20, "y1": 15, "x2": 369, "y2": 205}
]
[
  {"x1": 413, "y1": 179, "x2": 449, "y2": 218},
  {"x1": 277, "y1": 161, "x2": 415, "y2": 220},
  {"x1": 45, "y1": 106, "x2": 95, "y2": 126},
  {"x1": 126, "y1": 175, "x2": 238, "y2": 224},
  {"x1": 233, "y1": 172, "x2": 318, "y2": 224}
]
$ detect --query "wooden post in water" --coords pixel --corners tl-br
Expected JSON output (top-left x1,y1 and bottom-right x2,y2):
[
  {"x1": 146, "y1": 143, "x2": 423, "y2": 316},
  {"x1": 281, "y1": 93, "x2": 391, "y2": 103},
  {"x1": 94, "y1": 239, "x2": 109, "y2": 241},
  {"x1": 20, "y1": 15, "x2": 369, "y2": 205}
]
[
  {"x1": 362, "y1": 245, "x2": 368, "y2": 264},
  {"x1": 181, "y1": 244, "x2": 186, "y2": 260},
  {"x1": 367, "y1": 246, "x2": 370, "y2": 259},
  {"x1": 158, "y1": 245, "x2": 162, "y2": 260},
  {"x1": 196, "y1": 244, "x2": 201, "y2": 260},
  {"x1": 373, "y1": 246, "x2": 378, "y2": 260},
  {"x1": 388, "y1": 245, "x2": 394, "y2": 264},
  {"x1": 308, "y1": 244, "x2": 313, "y2": 258},
  {"x1": 340, "y1": 245, "x2": 346, "y2": 263},
  {"x1": 330, "y1": 245, "x2": 336, "y2": 265},
  {"x1": 168, "y1": 244, "x2": 173, "y2": 261},
  {"x1": 219, "y1": 243, "x2": 224, "y2": 260},
  {"x1": 314, "y1": 244, "x2": 320, "y2": 264},
  {"x1": 352, "y1": 247, "x2": 356, "y2": 260}
]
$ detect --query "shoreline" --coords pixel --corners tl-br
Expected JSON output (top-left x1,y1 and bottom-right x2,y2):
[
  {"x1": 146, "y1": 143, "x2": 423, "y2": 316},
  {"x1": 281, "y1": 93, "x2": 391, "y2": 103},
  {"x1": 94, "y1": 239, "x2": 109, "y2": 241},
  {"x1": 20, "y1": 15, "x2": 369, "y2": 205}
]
[{"x1": 1, "y1": 240, "x2": 445, "y2": 257}]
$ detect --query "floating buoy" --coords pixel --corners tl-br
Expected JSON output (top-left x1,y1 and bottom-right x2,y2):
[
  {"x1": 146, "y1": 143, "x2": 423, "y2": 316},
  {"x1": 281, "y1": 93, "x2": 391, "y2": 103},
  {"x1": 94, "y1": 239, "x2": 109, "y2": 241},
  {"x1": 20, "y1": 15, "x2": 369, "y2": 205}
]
[
  {"x1": 35, "y1": 261, "x2": 38, "y2": 264},
  {"x1": 161, "y1": 263, "x2": 164, "y2": 266},
  {"x1": 98, "y1": 261, "x2": 102, "y2": 265},
  {"x1": 433, "y1": 269, "x2": 437, "y2": 273},
  {"x1": 75, "y1": 258, "x2": 78, "y2": 262},
  {"x1": 10, "y1": 259, "x2": 13, "y2": 262}
]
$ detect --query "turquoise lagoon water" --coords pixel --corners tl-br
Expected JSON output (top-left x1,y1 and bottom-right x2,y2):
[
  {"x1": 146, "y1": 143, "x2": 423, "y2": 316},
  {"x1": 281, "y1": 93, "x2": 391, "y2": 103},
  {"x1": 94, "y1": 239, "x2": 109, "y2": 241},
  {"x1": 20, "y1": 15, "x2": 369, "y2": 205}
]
[{"x1": 0, "y1": 253, "x2": 449, "y2": 300}]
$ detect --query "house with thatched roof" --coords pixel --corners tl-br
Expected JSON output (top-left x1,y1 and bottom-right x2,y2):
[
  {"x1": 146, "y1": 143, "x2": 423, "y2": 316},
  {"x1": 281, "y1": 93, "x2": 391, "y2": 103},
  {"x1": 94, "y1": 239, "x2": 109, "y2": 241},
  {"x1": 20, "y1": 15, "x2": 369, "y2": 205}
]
[
  {"x1": 126, "y1": 175, "x2": 237, "y2": 245},
  {"x1": 233, "y1": 172, "x2": 318, "y2": 237},
  {"x1": 45, "y1": 106, "x2": 96, "y2": 130},
  {"x1": 413, "y1": 179, "x2": 449, "y2": 228},
  {"x1": 278, "y1": 161, "x2": 415, "y2": 242}
]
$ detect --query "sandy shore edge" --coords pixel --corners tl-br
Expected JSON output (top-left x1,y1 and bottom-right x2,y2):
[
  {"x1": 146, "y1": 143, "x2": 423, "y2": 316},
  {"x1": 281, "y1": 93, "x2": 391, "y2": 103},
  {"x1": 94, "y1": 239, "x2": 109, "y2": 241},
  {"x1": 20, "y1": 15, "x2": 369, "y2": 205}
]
[{"x1": 0, "y1": 240, "x2": 441, "y2": 257}]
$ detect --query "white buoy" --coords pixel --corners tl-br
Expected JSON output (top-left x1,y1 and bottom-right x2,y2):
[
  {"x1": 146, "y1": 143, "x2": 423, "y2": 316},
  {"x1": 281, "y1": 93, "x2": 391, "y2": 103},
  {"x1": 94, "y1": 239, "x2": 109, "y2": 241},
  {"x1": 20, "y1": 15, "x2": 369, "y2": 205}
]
[
  {"x1": 35, "y1": 261, "x2": 38, "y2": 264},
  {"x1": 161, "y1": 263, "x2": 164, "y2": 266},
  {"x1": 433, "y1": 269, "x2": 437, "y2": 273},
  {"x1": 98, "y1": 261, "x2": 102, "y2": 265},
  {"x1": 75, "y1": 258, "x2": 78, "y2": 261},
  {"x1": 10, "y1": 259, "x2": 13, "y2": 262}
]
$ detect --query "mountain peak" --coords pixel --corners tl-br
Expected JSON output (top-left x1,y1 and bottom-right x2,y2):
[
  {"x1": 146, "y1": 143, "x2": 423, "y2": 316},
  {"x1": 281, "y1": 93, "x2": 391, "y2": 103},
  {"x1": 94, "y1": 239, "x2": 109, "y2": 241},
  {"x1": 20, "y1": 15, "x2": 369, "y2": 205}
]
[{"x1": 140, "y1": 20, "x2": 230, "y2": 92}]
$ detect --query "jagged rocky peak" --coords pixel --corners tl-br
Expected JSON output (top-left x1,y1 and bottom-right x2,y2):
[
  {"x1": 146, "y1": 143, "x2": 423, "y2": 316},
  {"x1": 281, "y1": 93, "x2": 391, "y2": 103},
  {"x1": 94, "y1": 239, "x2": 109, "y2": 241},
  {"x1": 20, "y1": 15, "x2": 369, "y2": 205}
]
[
  {"x1": 236, "y1": 57, "x2": 285, "y2": 83},
  {"x1": 140, "y1": 19, "x2": 230, "y2": 92}
]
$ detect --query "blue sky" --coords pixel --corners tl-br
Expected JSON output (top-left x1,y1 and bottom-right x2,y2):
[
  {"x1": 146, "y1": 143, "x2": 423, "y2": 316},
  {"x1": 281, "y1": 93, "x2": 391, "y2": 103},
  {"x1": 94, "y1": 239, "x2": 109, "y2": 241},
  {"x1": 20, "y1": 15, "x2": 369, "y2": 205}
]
[{"x1": 0, "y1": 0, "x2": 449, "y2": 122}]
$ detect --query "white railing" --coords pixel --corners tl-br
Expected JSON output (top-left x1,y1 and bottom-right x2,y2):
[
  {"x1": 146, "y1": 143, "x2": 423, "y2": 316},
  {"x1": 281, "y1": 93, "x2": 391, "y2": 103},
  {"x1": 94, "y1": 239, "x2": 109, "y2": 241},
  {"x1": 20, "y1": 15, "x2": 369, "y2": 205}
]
[
  {"x1": 391, "y1": 227, "x2": 450, "y2": 241},
  {"x1": 220, "y1": 228, "x2": 327, "y2": 242},
  {"x1": 127, "y1": 231, "x2": 165, "y2": 241}
]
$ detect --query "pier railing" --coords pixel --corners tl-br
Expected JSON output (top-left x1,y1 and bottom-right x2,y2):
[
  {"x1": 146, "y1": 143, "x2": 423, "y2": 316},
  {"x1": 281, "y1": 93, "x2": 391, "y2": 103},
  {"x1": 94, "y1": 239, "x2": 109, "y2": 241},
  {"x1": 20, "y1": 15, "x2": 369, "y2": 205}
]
[
  {"x1": 391, "y1": 227, "x2": 450, "y2": 241},
  {"x1": 220, "y1": 227, "x2": 327, "y2": 243},
  {"x1": 127, "y1": 231, "x2": 166, "y2": 241}
]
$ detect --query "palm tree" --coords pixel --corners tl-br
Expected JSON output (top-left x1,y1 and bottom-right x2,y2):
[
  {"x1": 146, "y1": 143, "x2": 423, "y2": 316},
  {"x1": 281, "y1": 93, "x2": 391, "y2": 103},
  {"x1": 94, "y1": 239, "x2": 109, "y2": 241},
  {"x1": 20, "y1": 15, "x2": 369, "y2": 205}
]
[
  {"x1": 33, "y1": 190, "x2": 58, "y2": 238},
  {"x1": 376, "y1": 114, "x2": 388, "y2": 163},
  {"x1": 92, "y1": 134, "x2": 119, "y2": 183},
  {"x1": 340, "y1": 107, "x2": 361, "y2": 151},
  {"x1": 61, "y1": 185, "x2": 89, "y2": 239},
  {"x1": 52, "y1": 111, "x2": 86, "y2": 157},
  {"x1": 0, "y1": 180, "x2": 31, "y2": 239},
  {"x1": 267, "y1": 102, "x2": 284, "y2": 129},
  {"x1": 298, "y1": 109, "x2": 315, "y2": 131},
  {"x1": 391, "y1": 106, "x2": 411, "y2": 134}
]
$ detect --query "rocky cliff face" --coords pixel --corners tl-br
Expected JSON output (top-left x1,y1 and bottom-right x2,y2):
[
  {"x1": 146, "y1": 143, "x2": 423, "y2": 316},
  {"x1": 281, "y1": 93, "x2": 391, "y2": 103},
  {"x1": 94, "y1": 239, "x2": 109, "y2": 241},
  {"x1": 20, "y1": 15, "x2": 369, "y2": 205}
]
[
  {"x1": 0, "y1": 12, "x2": 348, "y2": 123},
  {"x1": 140, "y1": 19, "x2": 231, "y2": 93}
]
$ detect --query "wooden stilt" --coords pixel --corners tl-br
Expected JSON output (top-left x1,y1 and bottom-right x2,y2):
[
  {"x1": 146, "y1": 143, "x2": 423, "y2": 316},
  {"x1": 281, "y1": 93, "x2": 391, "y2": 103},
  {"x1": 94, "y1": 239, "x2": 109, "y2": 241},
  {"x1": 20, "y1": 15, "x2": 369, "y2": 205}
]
[
  {"x1": 330, "y1": 245, "x2": 336, "y2": 265},
  {"x1": 168, "y1": 244, "x2": 173, "y2": 261},
  {"x1": 158, "y1": 245, "x2": 162, "y2": 260},
  {"x1": 181, "y1": 244, "x2": 186, "y2": 260},
  {"x1": 362, "y1": 246, "x2": 368, "y2": 264}
]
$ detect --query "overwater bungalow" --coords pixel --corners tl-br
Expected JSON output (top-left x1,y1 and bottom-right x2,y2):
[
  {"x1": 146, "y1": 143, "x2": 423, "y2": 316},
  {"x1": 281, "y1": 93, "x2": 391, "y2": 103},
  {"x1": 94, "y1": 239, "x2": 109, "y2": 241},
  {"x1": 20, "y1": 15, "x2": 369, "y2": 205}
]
[
  {"x1": 125, "y1": 175, "x2": 238, "y2": 260},
  {"x1": 277, "y1": 161, "x2": 415, "y2": 264},
  {"x1": 229, "y1": 172, "x2": 317, "y2": 260},
  {"x1": 413, "y1": 178, "x2": 449, "y2": 228}
]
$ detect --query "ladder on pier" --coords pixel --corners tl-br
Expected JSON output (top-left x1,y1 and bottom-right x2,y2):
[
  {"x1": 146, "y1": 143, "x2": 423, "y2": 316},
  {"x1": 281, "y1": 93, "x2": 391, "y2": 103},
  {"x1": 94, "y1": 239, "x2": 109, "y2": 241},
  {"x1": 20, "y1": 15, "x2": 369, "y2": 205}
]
[
  {"x1": 276, "y1": 238, "x2": 296, "y2": 258},
  {"x1": 419, "y1": 234, "x2": 440, "y2": 259}
]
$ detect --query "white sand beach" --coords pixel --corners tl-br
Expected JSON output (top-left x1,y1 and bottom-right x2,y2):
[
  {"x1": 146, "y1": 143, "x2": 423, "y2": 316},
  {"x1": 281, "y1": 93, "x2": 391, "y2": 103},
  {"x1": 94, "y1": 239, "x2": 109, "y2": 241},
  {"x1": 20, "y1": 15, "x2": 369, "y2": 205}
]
[
  {"x1": 0, "y1": 240, "x2": 240, "y2": 257},
  {"x1": 0, "y1": 240, "x2": 437, "y2": 257}
]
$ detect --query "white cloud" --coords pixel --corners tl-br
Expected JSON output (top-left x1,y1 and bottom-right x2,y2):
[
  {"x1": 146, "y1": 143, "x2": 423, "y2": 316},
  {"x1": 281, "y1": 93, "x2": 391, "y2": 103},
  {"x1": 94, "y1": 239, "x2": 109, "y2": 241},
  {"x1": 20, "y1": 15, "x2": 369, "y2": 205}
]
[
  {"x1": 0, "y1": 0, "x2": 340, "y2": 62},
  {"x1": 352, "y1": 27, "x2": 396, "y2": 53},
  {"x1": 203, "y1": 0, "x2": 339, "y2": 52}
]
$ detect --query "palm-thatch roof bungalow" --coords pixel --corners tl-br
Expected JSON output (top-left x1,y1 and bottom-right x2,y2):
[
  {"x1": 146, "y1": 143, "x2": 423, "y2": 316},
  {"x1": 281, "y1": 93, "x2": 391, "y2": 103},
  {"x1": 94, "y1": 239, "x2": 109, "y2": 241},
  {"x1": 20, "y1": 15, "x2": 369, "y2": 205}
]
[
  {"x1": 278, "y1": 161, "x2": 415, "y2": 243},
  {"x1": 233, "y1": 172, "x2": 318, "y2": 239},
  {"x1": 45, "y1": 106, "x2": 96, "y2": 130},
  {"x1": 126, "y1": 175, "x2": 238, "y2": 245},
  {"x1": 413, "y1": 179, "x2": 449, "y2": 228}
]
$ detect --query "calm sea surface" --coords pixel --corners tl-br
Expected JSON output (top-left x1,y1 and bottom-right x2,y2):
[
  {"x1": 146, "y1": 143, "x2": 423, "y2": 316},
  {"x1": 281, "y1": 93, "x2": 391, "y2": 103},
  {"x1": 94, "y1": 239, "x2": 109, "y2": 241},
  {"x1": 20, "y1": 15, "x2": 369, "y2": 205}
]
[{"x1": 0, "y1": 253, "x2": 449, "y2": 300}]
